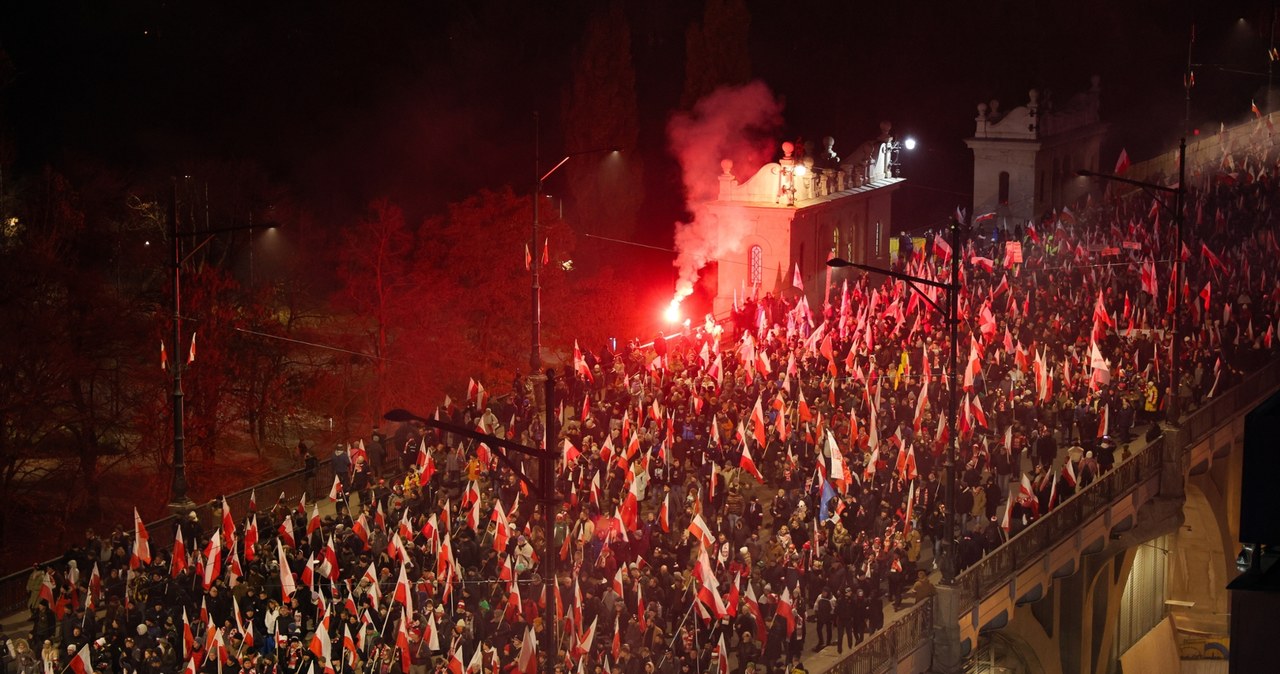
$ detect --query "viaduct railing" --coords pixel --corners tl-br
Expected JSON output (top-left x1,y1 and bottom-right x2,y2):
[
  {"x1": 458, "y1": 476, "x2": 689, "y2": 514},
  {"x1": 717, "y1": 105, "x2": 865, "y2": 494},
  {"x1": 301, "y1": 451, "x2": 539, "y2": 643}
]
[
  {"x1": 821, "y1": 355, "x2": 1280, "y2": 672},
  {"x1": 951, "y1": 356, "x2": 1280, "y2": 613},
  {"x1": 824, "y1": 596, "x2": 934, "y2": 674}
]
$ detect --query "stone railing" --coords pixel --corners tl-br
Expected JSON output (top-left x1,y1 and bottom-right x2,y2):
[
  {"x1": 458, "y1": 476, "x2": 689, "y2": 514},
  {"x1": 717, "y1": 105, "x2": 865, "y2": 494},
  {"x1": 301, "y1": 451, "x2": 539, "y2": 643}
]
[
  {"x1": 950, "y1": 355, "x2": 1280, "y2": 613},
  {"x1": 952, "y1": 437, "x2": 1163, "y2": 611},
  {"x1": 823, "y1": 596, "x2": 933, "y2": 674}
]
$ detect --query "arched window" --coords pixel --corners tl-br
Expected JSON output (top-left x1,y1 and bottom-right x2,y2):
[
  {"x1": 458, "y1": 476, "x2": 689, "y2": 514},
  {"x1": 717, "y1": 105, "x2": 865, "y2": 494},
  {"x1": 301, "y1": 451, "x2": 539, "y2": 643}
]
[
  {"x1": 998, "y1": 171, "x2": 1010, "y2": 205},
  {"x1": 749, "y1": 245, "x2": 763, "y2": 287}
]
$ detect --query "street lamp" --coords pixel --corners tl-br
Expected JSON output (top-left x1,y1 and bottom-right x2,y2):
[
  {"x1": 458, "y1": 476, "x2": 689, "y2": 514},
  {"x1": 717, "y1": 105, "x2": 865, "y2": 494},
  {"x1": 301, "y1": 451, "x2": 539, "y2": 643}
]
[
  {"x1": 167, "y1": 177, "x2": 278, "y2": 513},
  {"x1": 530, "y1": 115, "x2": 620, "y2": 377},
  {"x1": 827, "y1": 215, "x2": 963, "y2": 584},
  {"x1": 385, "y1": 369, "x2": 560, "y2": 674},
  {"x1": 1076, "y1": 136, "x2": 1186, "y2": 420}
]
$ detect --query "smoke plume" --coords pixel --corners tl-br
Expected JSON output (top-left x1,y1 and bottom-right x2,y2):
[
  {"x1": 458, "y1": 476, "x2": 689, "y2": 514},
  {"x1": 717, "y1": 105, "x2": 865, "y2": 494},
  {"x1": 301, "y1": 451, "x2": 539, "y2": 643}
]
[{"x1": 668, "y1": 81, "x2": 784, "y2": 305}]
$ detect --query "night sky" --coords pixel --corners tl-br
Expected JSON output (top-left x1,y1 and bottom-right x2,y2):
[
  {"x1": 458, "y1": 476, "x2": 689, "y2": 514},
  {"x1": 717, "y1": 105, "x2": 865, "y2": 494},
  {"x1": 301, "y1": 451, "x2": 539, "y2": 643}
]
[{"x1": 2, "y1": 0, "x2": 1277, "y2": 233}]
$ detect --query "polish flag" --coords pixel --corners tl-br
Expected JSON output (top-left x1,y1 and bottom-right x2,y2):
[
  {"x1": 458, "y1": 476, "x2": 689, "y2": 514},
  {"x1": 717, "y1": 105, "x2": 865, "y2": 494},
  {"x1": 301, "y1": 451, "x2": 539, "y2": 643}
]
[
  {"x1": 611, "y1": 615, "x2": 622, "y2": 660},
  {"x1": 394, "y1": 562, "x2": 414, "y2": 620},
  {"x1": 750, "y1": 396, "x2": 767, "y2": 447},
  {"x1": 798, "y1": 387, "x2": 812, "y2": 423},
  {"x1": 131, "y1": 507, "x2": 151, "y2": 568},
  {"x1": 1097, "y1": 404, "x2": 1109, "y2": 439},
  {"x1": 1001, "y1": 493, "x2": 1013, "y2": 533},
  {"x1": 573, "y1": 340, "x2": 594, "y2": 383},
  {"x1": 1114, "y1": 148, "x2": 1131, "y2": 175},
  {"x1": 396, "y1": 618, "x2": 413, "y2": 674},
  {"x1": 276, "y1": 540, "x2": 296, "y2": 601},
  {"x1": 342, "y1": 625, "x2": 357, "y2": 667},
  {"x1": 739, "y1": 441, "x2": 764, "y2": 482},
  {"x1": 516, "y1": 626, "x2": 538, "y2": 674},
  {"x1": 67, "y1": 645, "x2": 92, "y2": 674},
  {"x1": 182, "y1": 608, "x2": 194, "y2": 658},
  {"x1": 687, "y1": 513, "x2": 714, "y2": 548},
  {"x1": 715, "y1": 634, "x2": 729, "y2": 674},
  {"x1": 1062, "y1": 460, "x2": 1078, "y2": 487},
  {"x1": 491, "y1": 501, "x2": 511, "y2": 551},
  {"x1": 914, "y1": 379, "x2": 928, "y2": 431},
  {"x1": 278, "y1": 516, "x2": 295, "y2": 548},
  {"x1": 220, "y1": 497, "x2": 236, "y2": 547},
  {"x1": 172, "y1": 528, "x2": 188, "y2": 577},
  {"x1": 328, "y1": 475, "x2": 344, "y2": 501},
  {"x1": 573, "y1": 616, "x2": 598, "y2": 659},
  {"x1": 86, "y1": 563, "x2": 102, "y2": 612},
  {"x1": 970, "y1": 395, "x2": 989, "y2": 428},
  {"x1": 776, "y1": 587, "x2": 796, "y2": 636},
  {"x1": 863, "y1": 447, "x2": 879, "y2": 483},
  {"x1": 620, "y1": 477, "x2": 641, "y2": 530},
  {"x1": 308, "y1": 503, "x2": 322, "y2": 536},
  {"x1": 243, "y1": 514, "x2": 258, "y2": 561},
  {"x1": 202, "y1": 530, "x2": 222, "y2": 590},
  {"x1": 740, "y1": 581, "x2": 765, "y2": 643},
  {"x1": 658, "y1": 493, "x2": 670, "y2": 533},
  {"x1": 1019, "y1": 473, "x2": 1039, "y2": 516}
]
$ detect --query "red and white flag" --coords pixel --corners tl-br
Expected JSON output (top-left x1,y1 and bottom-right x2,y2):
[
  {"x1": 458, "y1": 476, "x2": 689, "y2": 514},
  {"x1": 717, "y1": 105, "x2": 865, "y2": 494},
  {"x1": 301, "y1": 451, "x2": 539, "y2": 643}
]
[
  {"x1": 67, "y1": 645, "x2": 92, "y2": 674},
  {"x1": 276, "y1": 540, "x2": 296, "y2": 601},
  {"x1": 516, "y1": 625, "x2": 538, "y2": 674},
  {"x1": 1114, "y1": 148, "x2": 1131, "y2": 175},
  {"x1": 131, "y1": 507, "x2": 151, "y2": 568},
  {"x1": 739, "y1": 441, "x2": 764, "y2": 482}
]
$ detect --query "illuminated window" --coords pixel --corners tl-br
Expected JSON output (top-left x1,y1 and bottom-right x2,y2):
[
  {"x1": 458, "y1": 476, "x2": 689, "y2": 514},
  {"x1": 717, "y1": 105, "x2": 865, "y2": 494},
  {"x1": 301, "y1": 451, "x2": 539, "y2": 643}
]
[{"x1": 749, "y1": 245, "x2": 763, "y2": 286}]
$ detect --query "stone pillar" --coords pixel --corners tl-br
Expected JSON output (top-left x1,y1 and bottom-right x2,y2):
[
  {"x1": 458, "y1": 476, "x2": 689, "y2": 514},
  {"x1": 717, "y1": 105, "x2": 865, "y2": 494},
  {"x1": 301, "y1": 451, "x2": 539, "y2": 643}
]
[
  {"x1": 931, "y1": 586, "x2": 964, "y2": 673},
  {"x1": 1161, "y1": 424, "x2": 1189, "y2": 499},
  {"x1": 1057, "y1": 568, "x2": 1086, "y2": 674}
]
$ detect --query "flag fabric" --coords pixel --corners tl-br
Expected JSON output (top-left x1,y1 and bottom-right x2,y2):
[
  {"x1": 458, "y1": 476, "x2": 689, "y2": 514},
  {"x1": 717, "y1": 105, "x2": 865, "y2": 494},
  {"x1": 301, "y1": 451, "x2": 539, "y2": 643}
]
[
  {"x1": 749, "y1": 396, "x2": 767, "y2": 447},
  {"x1": 131, "y1": 508, "x2": 151, "y2": 568},
  {"x1": 776, "y1": 587, "x2": 796, "y2": 636},
  {"x1": 1114, "y1": 148, "x2": 1131, "y2": 175},
  {"x1": 161, "y1": 340, "x2": 168, "y2": 370},
  {"x1": 516, "y1": 625, "x2": 538, "y2": 674},
  {"x1": 739, "y1": 441, "x2": 764, "y2": 482},
  {"x1": 277, "y1": 540, "x2": 296, "y2": 601},
  {"x1": 187, "y1": 332, "x2": 197, "y2": 364},
  {"x1": 67, "y1": 645, "x2": 92, "y2": 674}
]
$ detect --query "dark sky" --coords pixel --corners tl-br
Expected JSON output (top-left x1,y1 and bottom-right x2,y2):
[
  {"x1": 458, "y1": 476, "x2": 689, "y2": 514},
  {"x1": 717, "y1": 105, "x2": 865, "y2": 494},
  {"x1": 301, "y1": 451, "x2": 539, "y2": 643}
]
[{"x1": 2, "y1": 0, "x2": 1277, "y2": 231}]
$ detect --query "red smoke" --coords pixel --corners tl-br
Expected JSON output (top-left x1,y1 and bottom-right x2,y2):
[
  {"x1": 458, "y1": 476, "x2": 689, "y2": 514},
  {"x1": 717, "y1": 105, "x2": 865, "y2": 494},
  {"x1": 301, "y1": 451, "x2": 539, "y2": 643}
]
[{"x1": 668, "y1": 81, "x2": 783, "y2": 302}]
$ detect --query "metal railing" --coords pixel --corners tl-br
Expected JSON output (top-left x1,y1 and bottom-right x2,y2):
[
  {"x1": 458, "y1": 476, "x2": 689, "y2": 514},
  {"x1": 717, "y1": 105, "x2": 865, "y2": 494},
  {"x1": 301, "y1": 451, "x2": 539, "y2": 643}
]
[
  {"x1": 824, "y1": 596, "x2": 934, "y2": 674},
  {"x1": 0, "y1": 459, "x2": 334, "y2": 618},
  {"x1": 951, "y1": 356, "x2": 1280, "y2": 613}
]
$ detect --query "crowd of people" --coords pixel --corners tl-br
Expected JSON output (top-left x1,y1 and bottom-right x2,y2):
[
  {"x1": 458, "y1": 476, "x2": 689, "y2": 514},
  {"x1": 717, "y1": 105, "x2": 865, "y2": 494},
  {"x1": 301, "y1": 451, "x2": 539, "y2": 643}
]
[{"x1": 9, "y1": 119, "x2": 1280, "y2": 674}]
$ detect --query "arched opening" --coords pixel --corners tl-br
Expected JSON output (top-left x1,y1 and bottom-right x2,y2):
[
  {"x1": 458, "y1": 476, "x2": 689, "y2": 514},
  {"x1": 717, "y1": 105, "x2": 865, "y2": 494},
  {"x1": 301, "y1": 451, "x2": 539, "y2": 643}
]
[
  {"x1": 998, "y1": 171, "x2": 1011, "y2": 206},
  {"x1": 965, "y1": 631, "x2": 1045, "y2": 674}
]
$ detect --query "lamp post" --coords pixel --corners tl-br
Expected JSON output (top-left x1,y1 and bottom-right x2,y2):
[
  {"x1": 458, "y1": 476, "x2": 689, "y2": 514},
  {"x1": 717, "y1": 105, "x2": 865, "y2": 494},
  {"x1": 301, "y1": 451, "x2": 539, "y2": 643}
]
[
  {"x1": 827, "y1": 215, "x2": 963, "y2": 584},
  {"x1": 1077, "y1": 137, "x2": 1185, "y2": 421},
  {"x1": 167, "y1": 178, "x2": 278, "y2": 513},
  {"x1": 384, "y1": 371, "x2": 559, "y2": 674},
  {"x1": 530, "y1": 118, "x2": 619, "y2": 377}
]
